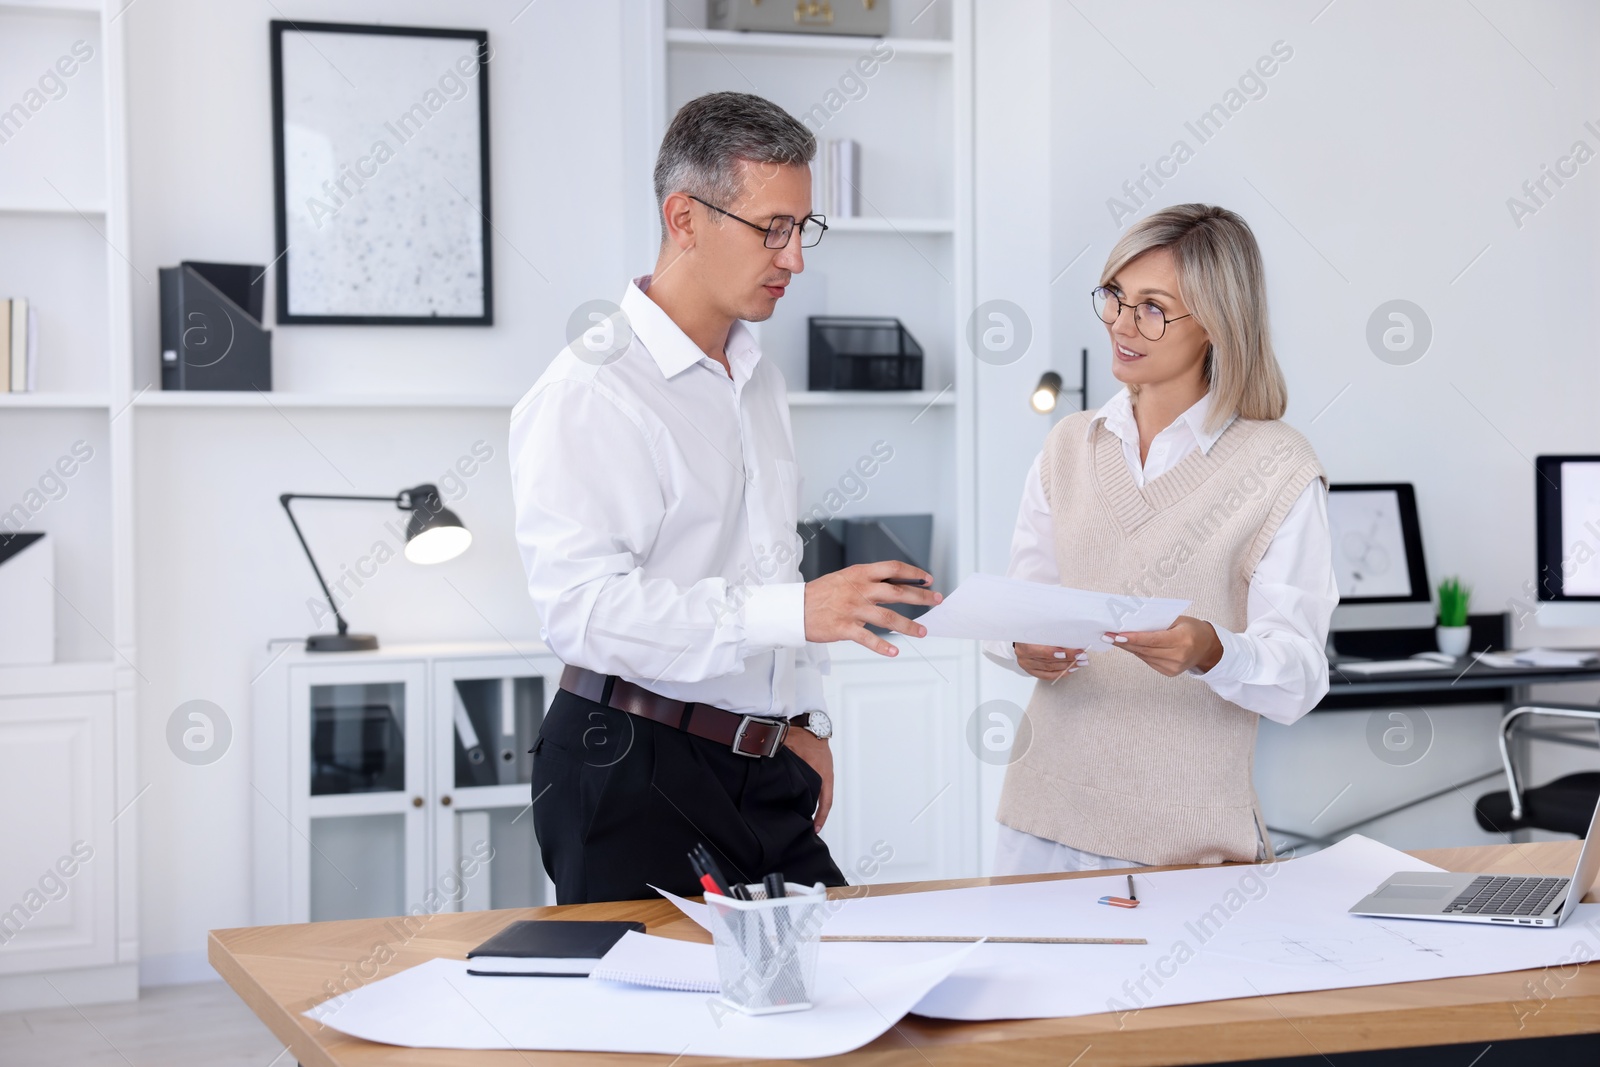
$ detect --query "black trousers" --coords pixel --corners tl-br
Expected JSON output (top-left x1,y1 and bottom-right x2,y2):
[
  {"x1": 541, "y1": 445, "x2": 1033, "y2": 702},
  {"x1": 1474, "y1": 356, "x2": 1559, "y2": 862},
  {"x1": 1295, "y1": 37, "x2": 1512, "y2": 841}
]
[{"x1": 530, "y1": 688, "x2": 847, "y2": 904}]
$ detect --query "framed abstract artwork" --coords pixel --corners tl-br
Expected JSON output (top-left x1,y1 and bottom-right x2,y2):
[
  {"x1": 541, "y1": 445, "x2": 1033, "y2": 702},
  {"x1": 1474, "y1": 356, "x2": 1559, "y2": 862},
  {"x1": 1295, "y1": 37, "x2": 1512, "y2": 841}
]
[{"x1": 270, "y1": 20, "x2": 493, "y2": 325}]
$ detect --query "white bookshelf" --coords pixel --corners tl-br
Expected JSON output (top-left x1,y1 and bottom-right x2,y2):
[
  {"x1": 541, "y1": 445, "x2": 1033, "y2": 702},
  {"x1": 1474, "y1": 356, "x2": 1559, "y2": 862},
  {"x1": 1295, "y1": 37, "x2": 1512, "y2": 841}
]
[
  {"x1": 634, "y1": 0, "x2": 981, "y2": 877},
  {"x1": 129, "y1": 389, "x2": 956, "y2": 410},
  {"x1": 0, "y1": 0, "x2": 139, "y2": 1009},
  {"x1": 0, "y1": 391, "x2": 109, "y2": 408},
  {"x1": 663, "y1": 27, "x2": 955, "y2": 56}
]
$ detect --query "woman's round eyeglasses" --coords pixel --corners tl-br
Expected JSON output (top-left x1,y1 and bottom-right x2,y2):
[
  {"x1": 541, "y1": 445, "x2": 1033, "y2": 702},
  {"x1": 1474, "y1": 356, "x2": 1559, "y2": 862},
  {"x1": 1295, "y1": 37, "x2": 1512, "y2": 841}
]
[
  {"x1": 1091, "y1": 285, "x2": 1192, "y2": 341},
  {"x1": 689, "y1": 195, "x2": 828, "y2": 249}
]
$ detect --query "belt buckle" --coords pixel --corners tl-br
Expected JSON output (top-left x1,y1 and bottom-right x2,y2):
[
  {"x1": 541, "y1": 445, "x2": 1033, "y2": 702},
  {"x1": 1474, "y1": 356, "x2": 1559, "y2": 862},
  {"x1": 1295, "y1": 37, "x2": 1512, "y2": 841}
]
[{"x1": 731, "y1": 715, "x2": 787, "y2": 758}]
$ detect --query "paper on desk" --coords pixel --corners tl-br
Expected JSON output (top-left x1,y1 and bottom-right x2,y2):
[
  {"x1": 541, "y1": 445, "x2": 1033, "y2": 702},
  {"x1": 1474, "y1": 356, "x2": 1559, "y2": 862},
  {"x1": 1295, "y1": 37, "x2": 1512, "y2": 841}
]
[
  {"x1": 649, "y1": 883, "x2": 712, "y2": 933},
  {"x1": 817, "y1": 834, "x2": 1600, "y2": 1021},
  {"x1": 304, "y1": 942, "x2": 978, "y2": 1058},
  {"x1": 1480, "y1": 647, "x2": 1600, "y2": 668},
  {"x1": 916, "y1": 573, "x2": 1189, "y2": 648}
]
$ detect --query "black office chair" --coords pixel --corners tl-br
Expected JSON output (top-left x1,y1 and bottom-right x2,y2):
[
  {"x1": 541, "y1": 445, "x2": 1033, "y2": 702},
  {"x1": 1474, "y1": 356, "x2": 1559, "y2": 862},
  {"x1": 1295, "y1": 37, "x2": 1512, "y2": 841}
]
[{"x1": 1474, "y1": 704, "x2": 1600, "y2": 836}]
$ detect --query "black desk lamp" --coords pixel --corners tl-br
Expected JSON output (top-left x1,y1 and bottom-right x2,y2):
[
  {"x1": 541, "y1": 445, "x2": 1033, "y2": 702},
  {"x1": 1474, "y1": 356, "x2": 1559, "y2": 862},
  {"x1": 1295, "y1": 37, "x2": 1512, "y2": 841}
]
[{"x1": 279, "y1": 483, "x2": 471, "y2": 652}]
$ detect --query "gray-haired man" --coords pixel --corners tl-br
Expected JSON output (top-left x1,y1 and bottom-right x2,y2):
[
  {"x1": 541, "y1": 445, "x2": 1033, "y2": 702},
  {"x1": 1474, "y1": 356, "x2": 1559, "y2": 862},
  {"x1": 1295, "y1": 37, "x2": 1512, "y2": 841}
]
[{"x1": 509, "y1": 92, "x2": 941, "y2": 904}]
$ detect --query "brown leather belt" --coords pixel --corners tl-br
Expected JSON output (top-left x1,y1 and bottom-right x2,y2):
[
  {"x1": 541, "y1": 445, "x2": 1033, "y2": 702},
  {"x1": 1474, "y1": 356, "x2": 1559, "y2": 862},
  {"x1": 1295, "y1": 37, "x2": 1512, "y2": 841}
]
[{"x1": 559, "y1": 665, "x2": 791, "y2": 758}]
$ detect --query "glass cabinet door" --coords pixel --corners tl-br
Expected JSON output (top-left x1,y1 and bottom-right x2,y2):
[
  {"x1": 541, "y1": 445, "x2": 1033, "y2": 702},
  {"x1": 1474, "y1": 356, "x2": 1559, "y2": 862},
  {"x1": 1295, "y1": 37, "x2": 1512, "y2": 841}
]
[
  {"x1": 310, "y1": 681, "x2": 407, "y2": 795},
  {"x1": 431, "y1": 655, "x2": 562, "y2": 911},
  {"x1": 289, "y1": 660, "x2": 427, "y2": 923}
]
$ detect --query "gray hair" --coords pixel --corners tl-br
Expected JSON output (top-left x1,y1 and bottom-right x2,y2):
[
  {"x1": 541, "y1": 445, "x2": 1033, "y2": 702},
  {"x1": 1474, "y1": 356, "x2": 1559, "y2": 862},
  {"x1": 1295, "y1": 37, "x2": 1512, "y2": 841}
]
[{"x1": 653, "y1": 92, "x2": 816, "y2": 241}]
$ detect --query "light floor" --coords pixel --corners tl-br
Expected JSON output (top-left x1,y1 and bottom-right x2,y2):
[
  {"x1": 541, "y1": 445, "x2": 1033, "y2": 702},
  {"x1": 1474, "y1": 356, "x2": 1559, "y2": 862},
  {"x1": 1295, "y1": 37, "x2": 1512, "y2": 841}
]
[{"x1": 0, "y1": 981, "x2": 287, "y2": 1066}]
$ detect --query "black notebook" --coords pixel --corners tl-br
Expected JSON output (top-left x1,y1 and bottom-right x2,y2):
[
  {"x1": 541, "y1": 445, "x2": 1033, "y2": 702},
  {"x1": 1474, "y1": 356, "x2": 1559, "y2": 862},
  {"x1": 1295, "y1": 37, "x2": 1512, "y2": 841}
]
[{"x1": 464, "y1": 920, "x2": 645, "y2": 977}]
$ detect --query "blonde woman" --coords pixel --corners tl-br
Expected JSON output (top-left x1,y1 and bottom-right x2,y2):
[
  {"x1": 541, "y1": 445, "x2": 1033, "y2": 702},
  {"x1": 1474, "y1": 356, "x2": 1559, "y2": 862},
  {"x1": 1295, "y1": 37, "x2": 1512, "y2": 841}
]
[{"x1": 984, "y1": 203, "x2": 1338, "y2": 875}]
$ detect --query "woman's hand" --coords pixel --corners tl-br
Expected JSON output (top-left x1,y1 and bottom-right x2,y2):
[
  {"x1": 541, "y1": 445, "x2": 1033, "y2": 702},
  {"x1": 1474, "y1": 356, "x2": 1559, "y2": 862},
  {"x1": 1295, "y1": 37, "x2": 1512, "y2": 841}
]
[
  {"x1": 1013, "y1": 643, "x2": 1088, "y2": 682},
  {"x1": 1105, "y1": 616, "x2": 1223, "y2": 677}
]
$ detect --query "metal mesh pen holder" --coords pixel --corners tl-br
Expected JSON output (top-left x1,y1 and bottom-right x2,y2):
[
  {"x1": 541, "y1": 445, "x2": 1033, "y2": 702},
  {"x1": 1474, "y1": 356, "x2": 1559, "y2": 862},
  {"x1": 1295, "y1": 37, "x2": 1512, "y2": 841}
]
[{"x1": 706, "y1": 882, "x2": 829, "y2": 1015}]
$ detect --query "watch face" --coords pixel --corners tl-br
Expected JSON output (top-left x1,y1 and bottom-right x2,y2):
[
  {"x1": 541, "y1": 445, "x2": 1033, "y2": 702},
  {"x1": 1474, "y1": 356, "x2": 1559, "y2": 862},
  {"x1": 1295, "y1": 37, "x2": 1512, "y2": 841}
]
[{"x1": 806, "y1": 711, "x2": 832, "y2": 739}]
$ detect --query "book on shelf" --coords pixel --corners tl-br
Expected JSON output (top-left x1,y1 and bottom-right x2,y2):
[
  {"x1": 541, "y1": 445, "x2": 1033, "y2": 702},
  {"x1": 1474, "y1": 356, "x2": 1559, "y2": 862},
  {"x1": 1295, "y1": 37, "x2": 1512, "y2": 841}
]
[
  {"x1": 823, "y1": 138, "x2": 859, "y2": 219},
  {"x1": 0, "y1": 297, "x2": 38, "y2": 393}
]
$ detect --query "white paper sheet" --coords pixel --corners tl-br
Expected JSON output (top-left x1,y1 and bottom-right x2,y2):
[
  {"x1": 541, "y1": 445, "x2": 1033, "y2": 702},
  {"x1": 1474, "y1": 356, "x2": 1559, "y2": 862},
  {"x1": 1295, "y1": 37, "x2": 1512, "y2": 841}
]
[
  {"x1": 915, "y1": 573, "x2": 1190, "y2": 649},
  {"x1": 305, "y1": 943, "x2": 978, "y2": 1058},
  {"x1": 813, "y1": 835, "x2": 1600, "y2": 1021},
  {"x1": 650, "y1": 883, "x2": 712, "y2": 932}
]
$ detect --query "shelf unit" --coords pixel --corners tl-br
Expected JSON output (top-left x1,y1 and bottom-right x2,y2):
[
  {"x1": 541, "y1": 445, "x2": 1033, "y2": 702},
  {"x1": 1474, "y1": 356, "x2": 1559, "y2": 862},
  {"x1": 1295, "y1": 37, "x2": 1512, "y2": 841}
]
[
  {"x1": 630, "y1": 0, "x2": 981, "y2": 879},
  {"x1": 128, "y1": 389, "x2": 955, "y2": 409},
  {"x1": 0, "y1": 0, "x2": 137, "y2": 1009}
]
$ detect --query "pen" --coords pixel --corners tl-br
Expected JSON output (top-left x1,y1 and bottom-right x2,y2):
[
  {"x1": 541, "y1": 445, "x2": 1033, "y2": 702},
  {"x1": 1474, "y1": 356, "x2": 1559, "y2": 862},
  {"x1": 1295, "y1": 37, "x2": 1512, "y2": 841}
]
[
  {"x1": 1128, "y1": 874, "x2": 1137, "y2": 903},
  {"x1": 689, "y1": 845, "x2": 732, "y2": 897},
  {"x1": 884, "y1": 578, "x2": 929, "y2": 586},
  {"x1": 764, "y1": 872, "x2": 787, "y2": 899},
  {"x1": 687, "y1": 851, "x2": 724, "y2": 896}
]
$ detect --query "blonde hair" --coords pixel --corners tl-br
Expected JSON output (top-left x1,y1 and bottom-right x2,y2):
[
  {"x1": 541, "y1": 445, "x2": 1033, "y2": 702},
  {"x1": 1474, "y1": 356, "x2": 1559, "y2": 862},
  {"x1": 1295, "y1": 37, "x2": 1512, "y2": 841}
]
[{"x1": 1100, "y1": 204, "x2": 1287, "y2": 434}]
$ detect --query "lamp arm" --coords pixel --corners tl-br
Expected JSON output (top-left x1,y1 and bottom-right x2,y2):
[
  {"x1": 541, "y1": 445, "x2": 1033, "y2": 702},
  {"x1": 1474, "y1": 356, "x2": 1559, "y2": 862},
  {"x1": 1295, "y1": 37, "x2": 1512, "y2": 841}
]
[{"x1": 278, "y1": 493, "x2": 401, "y2": 635}]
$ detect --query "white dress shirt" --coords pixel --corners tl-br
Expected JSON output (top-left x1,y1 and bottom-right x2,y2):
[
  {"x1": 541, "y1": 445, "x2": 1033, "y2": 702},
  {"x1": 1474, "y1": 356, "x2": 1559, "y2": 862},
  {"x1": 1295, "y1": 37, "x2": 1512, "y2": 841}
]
[
  {"x1": 509, "y1": 275, "x2": 826, "y2": 718},
  {"x1": 983, "y1": 388, "x2": 1337, "y2": 726}
]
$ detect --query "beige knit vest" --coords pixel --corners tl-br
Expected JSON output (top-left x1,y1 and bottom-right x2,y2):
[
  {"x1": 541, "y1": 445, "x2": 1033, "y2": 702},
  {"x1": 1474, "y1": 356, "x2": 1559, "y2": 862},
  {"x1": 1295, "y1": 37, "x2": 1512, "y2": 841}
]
[{"x1": 995, "y1": 408, "x2": 1327, "y2": 865}]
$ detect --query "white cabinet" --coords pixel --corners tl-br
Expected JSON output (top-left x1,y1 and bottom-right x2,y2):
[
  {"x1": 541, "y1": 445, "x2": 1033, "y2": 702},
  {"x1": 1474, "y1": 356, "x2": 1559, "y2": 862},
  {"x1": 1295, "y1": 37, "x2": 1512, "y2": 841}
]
[
  {"x1": 0, "y1": 691, "x2": 116, "y2": 975},
  {"x1": 253, "y1": 644, "x2": 561, "y2": 926},
  {"x1": 820, "y1": 638, "x2": 976, "y2": 885}
]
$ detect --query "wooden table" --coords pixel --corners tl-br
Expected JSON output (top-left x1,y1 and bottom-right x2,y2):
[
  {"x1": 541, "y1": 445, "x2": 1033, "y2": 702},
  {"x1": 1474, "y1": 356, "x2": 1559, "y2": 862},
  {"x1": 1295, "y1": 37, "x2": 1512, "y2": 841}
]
[{"x1": 210, "y1": 841, "x2": 1600, "y2": 1066}]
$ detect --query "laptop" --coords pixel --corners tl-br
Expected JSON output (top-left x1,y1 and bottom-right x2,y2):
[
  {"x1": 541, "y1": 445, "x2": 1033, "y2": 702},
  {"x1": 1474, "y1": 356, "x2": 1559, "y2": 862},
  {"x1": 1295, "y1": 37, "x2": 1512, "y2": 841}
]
[{"x1": 1348, "y1": 793, "x2": 1600, "y2": 928}]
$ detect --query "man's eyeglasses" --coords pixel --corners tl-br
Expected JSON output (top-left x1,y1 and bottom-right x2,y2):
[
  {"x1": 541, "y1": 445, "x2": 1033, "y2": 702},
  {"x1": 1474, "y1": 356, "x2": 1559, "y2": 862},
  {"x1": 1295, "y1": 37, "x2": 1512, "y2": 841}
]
[
  {"x1": 1091, "y1": 285, "x2": 1193, "y2": 341},
  {"x1": 689, "y1": 195, "x2": 828, "y2": 249}
]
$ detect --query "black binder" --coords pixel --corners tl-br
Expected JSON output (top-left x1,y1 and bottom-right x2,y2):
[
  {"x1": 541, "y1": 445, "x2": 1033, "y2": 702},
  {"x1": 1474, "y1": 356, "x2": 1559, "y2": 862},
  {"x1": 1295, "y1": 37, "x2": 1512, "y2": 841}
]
[{"x1": 160, "y1": 261, "x2": 272, "y2": 391}]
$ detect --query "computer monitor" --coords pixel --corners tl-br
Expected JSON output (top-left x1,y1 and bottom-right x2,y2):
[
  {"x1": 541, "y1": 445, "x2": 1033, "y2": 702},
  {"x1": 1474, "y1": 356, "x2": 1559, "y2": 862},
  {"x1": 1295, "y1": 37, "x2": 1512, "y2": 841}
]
[
  {"x1": 1327, "y1": 483, "x2": 1435, "y2": 630},
  {"x1": 1534, "y1": 455, "x2": 1600, "y2": 627}
]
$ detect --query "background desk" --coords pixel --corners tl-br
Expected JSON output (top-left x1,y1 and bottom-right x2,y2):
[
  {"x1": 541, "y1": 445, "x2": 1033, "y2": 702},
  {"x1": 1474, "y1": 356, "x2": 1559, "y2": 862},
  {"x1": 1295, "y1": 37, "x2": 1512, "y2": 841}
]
[
  {"x1": 210, "y1": 841, "x2": 1600, "y2": 1067},
  {"x1": 1280, "y1": 656, "x2": 1600, "y2": 851}
]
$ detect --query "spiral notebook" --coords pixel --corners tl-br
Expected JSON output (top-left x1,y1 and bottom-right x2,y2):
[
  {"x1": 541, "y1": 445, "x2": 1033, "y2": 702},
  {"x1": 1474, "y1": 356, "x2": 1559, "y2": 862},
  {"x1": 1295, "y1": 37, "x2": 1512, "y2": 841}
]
[{"x1": 587, "y1": 931, "x2": 721, "y2": 993}]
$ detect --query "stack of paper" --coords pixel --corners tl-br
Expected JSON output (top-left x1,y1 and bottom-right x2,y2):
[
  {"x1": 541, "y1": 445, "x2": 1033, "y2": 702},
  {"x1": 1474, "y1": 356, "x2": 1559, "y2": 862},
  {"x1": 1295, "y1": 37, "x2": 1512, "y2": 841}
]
[{"x1": 1475, "y1": 647, "x2": 1600, "y2": 669}]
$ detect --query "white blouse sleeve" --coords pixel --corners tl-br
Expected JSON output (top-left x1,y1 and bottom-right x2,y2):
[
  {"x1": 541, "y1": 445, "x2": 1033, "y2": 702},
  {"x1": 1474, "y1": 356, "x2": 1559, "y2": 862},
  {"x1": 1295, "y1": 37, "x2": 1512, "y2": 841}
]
[{"x1": 1193, "y1": 478, "x2": 1337, "y2": 725}]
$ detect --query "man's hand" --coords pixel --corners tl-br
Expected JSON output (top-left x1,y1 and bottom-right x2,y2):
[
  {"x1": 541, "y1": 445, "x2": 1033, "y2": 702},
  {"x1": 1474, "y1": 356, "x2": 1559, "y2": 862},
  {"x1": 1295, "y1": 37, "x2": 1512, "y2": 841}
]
[
  {"x1": 804, "y1": 560, "x2": 942, "y2": 656},
  {"x1": 784, "y1": 727, "x2": 833, "y2": 832},
  {"x1": 1013, "y1": 643, "x2": 1088, "y2": 682},
  {"x1": 1106, "y1": 615, "x2": 1223, "y2": 676}
]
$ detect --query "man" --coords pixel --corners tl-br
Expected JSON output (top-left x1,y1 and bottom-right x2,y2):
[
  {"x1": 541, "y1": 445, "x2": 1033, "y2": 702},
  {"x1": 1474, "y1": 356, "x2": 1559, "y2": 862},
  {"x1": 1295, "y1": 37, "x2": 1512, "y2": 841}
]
[{"x1": 509, "y1": 92, "x2": 941, "y2": 905}]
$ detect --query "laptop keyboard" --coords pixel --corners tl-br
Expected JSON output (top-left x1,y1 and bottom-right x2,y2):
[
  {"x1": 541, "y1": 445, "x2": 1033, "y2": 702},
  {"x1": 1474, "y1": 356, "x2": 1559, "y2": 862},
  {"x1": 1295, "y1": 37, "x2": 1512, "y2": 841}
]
[{"x1": 1444, "y1": 875, "x2": 1570, "y2": 916}]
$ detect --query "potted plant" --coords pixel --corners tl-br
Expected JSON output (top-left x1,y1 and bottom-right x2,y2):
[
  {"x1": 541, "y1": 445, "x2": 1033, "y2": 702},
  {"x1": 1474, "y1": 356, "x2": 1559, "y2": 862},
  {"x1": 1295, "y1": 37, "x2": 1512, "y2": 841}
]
[{"x1": 1436, "y1": 577, "x2": 1472, "y2": 658}]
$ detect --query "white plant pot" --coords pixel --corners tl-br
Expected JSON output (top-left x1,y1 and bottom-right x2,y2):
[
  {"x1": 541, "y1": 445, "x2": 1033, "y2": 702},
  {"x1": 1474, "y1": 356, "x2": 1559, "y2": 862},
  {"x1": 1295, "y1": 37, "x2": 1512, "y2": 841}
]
[{"x1": 1436, "y1": 625, "x2": 1472, "y2": 658}]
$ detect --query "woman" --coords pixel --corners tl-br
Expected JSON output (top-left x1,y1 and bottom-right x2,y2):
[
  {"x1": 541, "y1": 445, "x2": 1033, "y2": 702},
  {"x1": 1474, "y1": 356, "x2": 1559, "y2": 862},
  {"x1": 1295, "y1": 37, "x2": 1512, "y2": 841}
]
[{"x1": 984, "y1": 203, "x2": 1338, "y2": 875}]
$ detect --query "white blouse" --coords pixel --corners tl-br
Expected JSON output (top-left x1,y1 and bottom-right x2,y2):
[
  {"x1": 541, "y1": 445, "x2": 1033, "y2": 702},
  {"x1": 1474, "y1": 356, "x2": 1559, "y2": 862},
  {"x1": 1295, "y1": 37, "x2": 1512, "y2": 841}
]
[{"x1": 982, "y1": 388, "x2": 1338, "y2": 726}]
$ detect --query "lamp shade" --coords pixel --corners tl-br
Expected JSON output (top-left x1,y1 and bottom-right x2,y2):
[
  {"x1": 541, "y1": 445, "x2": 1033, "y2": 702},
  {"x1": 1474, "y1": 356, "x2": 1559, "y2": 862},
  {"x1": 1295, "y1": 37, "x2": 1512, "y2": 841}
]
[
  {"x1": 402, "y1": 483, "x2": 472, "y2": 564},
  {"x1": 1031, "y1": 371, "x2": 1063, "y2": 414}
]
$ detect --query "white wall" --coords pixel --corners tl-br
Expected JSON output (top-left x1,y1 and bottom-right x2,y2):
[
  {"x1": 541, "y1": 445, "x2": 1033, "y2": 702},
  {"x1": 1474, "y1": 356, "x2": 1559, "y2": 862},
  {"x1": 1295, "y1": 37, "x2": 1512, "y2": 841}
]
[
  {"x1": 974, "y1": 0, "x2": 1600, "y2": 862},
  {"x1": 125, "y1": 0, "x2": 631, "y2": 980}
]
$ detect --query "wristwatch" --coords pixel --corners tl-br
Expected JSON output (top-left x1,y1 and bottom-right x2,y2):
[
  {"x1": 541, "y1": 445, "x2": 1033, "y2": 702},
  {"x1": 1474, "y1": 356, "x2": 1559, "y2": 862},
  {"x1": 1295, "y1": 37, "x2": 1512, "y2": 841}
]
[{"x1": 793, "y1": 710, "x2": 832, "y2": 740}]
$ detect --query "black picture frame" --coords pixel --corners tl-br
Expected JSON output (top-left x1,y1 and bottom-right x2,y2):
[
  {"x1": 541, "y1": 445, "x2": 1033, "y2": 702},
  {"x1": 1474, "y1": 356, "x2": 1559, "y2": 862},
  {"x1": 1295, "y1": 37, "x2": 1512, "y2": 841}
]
[
  {"x1": 269, "y1": 20, "x2": 493, "y2": 326},
  {"x1": 1535, "y1": 455, "x2": 1600, "y2": 602},
  {"x1": 1327, "y1": 482, "x2": 1431, "y2": 604}
]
